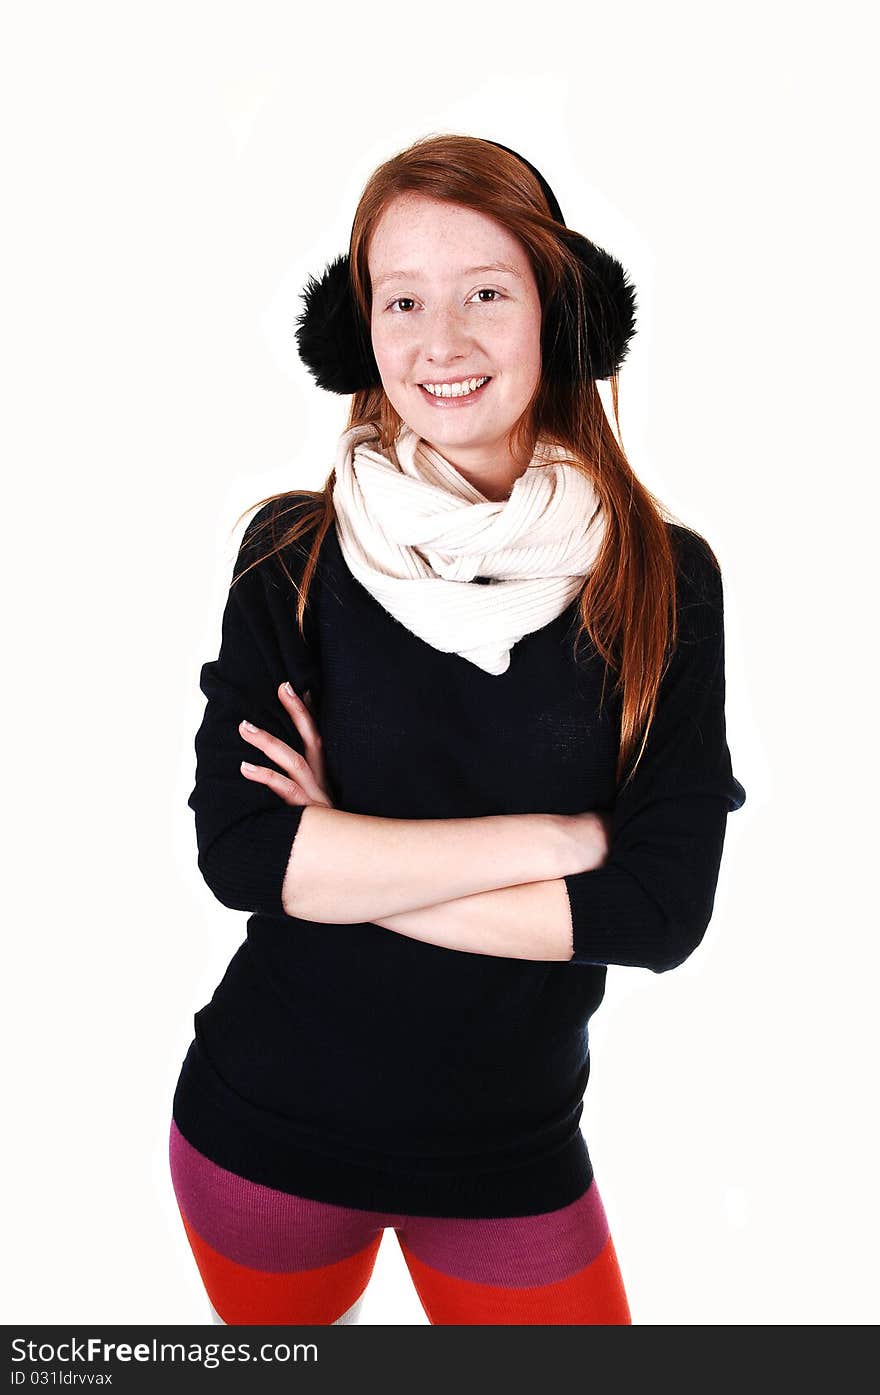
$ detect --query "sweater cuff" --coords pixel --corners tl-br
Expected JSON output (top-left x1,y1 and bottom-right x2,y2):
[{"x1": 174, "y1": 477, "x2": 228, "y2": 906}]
[
  {"x1": 563, "y1": 862, "x2": 671, "y2": 972},
  {"x1": 197, "y1": 806, "x2": 307, "y2": 917}
]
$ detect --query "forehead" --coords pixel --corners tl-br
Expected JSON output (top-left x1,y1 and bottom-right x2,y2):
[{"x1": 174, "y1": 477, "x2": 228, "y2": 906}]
[{"x1": 367, "y1": 193, "x2": 529, "y2": 274}]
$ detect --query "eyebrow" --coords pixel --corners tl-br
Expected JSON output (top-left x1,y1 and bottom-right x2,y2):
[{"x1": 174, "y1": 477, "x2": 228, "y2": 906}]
[{"x1": 372, "y1": 261, "x2": 524, "y2": 291}]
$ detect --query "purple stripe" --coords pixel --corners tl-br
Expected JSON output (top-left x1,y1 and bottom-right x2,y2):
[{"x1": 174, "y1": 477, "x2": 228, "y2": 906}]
[
  {"x1": 169, "y1": 1119, "x2": 609, "y2": 1286},
  {"x1": 169, "y1": 1121, "x2": 386, "y2": 1271},
  {"x1": 398, "y1": 1180, "x2": 610, "y2": 1286}
]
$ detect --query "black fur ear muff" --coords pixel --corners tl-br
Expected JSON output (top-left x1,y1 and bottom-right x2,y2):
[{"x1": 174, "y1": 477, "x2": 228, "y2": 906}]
[
  {"x1": 296, "y1": 252, "x2": 381, "y2": 395},
  {"x1": 294, "y1": 139, "x2": 637, "y2": 394}
]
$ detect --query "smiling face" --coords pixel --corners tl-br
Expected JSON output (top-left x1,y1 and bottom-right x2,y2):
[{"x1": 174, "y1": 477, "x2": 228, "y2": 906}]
[{"x1": 367, "y1": 193, "x2": 543, "y2": 501}]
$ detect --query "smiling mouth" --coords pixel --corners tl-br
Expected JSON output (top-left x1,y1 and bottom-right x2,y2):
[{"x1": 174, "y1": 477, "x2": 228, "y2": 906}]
[{"x1": 418, "y1": 376, "x2": 493, "y2": 400}]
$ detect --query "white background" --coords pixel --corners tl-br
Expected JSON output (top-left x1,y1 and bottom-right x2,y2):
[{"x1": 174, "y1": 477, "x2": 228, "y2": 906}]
[{"x1": 3, "y1": 0, "x2": 877, "y2": 1326}]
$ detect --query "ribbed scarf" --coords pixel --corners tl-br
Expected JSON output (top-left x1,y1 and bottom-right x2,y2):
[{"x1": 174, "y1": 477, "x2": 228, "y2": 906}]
[{"x1": 330, "y1": 421, "x2": 605, "y2": 675}]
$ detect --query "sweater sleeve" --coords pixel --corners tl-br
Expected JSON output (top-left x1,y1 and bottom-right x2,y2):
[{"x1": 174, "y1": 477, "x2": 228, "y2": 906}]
[
  {"x1": 563, "y1": 527, "x2": 747, "y2": 974},
  {"x1": 187, "y1": 499, "x2": 321, "y2": 916}
]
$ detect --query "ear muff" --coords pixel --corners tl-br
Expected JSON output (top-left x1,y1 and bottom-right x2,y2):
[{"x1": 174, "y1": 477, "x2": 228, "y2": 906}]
[{"x1": 294, "y1": 139, "x2": 637, "y2": 394}]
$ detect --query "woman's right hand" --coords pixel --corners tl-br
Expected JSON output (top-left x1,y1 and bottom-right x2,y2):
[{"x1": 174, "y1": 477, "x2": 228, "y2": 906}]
[
  {"x1": 555, "y1": 811, "x2": 613, "y2": 876},
  {"x1": 238, "y1": 683, "x2": 336, "y2": 810}
]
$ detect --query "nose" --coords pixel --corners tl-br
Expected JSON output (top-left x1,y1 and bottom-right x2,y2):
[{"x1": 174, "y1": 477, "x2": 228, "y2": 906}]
[{"x1": 421, "y1": 303, "x2": 473, "y2": 365}]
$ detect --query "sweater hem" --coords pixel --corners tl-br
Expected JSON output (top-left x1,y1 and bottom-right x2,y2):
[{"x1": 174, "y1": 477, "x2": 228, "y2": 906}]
[{"x1": 171, "y1": 1036, "x2": 594, "y2": 1219}]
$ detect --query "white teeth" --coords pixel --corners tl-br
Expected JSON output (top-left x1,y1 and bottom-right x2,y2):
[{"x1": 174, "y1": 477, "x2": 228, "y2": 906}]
[{"x1": 421, "y1": 376, "x2": 490, "y2": 398}]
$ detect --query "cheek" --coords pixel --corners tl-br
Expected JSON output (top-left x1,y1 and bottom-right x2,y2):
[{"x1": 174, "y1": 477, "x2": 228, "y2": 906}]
[
  {"x1": 370, "y1": 323, "x2": 406, "y2": 377},
  {"x1": 498, "y1": 342, "x2": 541, "y2": 390},
  {"x1": 525, "y1": 337, "x2": 543, "y2": 383},
  {"x1": 497, "y1": 313, "x2": 542, "y2": 368},
  {"x1": 519, "y1": 329, "x2": 543, "y2": 388}
]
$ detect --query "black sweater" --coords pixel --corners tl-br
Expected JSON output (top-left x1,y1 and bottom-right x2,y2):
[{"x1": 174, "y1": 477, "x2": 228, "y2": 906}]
[{"x1": 172, "y1": 499, "x2": 746, "y2": 1218}]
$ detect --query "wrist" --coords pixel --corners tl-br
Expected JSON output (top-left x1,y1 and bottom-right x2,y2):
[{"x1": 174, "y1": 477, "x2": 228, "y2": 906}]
[
  {"x1": 537, "y1": 812, "x2": 582, "y2": 881},
  {"x1": 550, "y1": 811, "x2": 605, "y2": 878}
]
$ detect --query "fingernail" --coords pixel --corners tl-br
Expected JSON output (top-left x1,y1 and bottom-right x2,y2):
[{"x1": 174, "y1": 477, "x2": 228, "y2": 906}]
[
  {"x1": 284, "y1": 682, "x2": 296, "y2": 699},
  {"x1": 241, "y1": 719, "x2": 259, "y2": 732}
]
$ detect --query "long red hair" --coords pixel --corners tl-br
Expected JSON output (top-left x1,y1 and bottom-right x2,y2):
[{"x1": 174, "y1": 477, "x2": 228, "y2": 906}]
[{"x1": 231, "y1": 132, "x2": 714, "y2": 789}]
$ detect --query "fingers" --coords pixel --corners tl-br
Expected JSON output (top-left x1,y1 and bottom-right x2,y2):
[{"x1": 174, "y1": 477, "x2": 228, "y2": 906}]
[
  {"x1": 239, "y1": 759, "x2": 306, "y2": 808},
  {"x1": 277, "y1": 682, "x2": 333, "y2": 795},
  {"x1": 239, "y1": 717, "x2": 328, "y2": 806},
  {"x1": 238, "y1": 681, "x2": 335, "y2": 809},
  {"x1": 280, "y1": 682, "x2": 320, "y2": 748}
]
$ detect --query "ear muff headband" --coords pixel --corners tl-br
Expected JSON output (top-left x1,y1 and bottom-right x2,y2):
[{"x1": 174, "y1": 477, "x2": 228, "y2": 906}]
[{"x1": 294, "y1": 138, "x2": 637, "y2": 393}]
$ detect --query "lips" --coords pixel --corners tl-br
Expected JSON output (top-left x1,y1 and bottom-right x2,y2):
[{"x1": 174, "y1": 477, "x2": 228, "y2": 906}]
[{"x1": 417, "y1": 377, "x2": 492, "y2": 402}]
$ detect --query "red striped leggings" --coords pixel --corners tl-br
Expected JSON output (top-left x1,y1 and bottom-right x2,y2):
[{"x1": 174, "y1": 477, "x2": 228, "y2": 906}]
[{"x1": 169, "y1": 1121, "x2": 632, "y2": 1325}]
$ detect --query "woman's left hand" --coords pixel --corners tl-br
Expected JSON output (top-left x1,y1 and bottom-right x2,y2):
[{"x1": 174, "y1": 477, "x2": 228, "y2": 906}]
[{"x1": 238, "y1": 682, "x2": 335, "y2": 809}]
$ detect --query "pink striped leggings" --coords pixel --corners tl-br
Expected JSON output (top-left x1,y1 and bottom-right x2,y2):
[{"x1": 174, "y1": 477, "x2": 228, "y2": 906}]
[{"x1": 169, "y1": 1121, "x2": 632, "y2": 1325}]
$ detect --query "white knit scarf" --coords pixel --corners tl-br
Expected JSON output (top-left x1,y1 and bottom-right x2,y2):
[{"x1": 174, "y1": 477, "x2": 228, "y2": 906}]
[{"x1": 330, "y1": 421, "x2": 605, "y2": 675}]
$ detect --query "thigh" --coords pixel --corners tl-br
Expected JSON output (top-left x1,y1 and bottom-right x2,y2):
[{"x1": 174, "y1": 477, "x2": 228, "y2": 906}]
[
  {"x1": 395, "y1": 1177, "x2": 632, "y2": 1325},
  {"x1": 169, "y1": 1119, "x2": 386, "y2": 1325}
]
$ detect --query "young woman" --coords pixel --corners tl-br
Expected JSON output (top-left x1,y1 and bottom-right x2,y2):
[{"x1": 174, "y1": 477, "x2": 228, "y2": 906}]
[{"x1": 168, "y1": 133, "x2": 747, "y2": 1326}]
